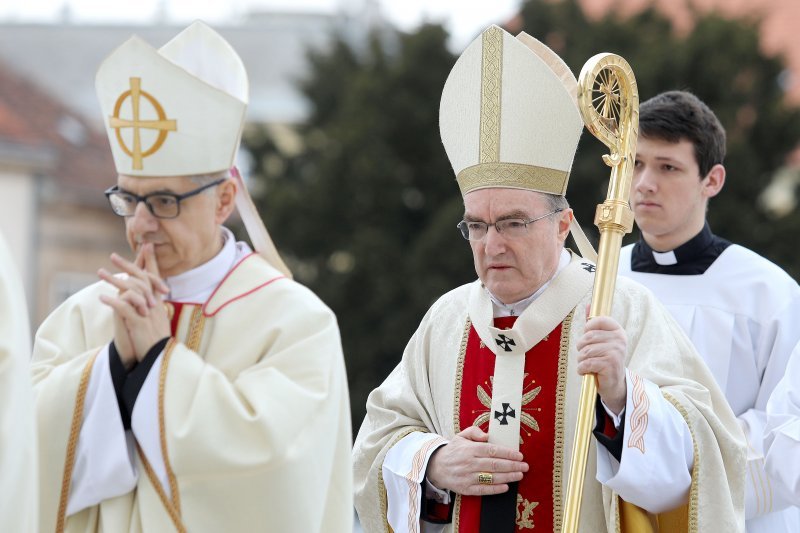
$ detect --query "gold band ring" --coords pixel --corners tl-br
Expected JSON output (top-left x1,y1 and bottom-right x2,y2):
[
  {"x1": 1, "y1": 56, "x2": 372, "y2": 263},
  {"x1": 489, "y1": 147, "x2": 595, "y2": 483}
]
[{"x1": 477, "y1": 472, "x2": 493, "y2": 485}]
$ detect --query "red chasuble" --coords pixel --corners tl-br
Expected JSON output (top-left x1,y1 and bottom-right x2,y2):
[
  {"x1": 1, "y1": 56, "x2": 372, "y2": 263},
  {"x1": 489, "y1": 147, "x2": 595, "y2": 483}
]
[{"x1": 456, "y1": 316, "x2": 570, "y2": 532}]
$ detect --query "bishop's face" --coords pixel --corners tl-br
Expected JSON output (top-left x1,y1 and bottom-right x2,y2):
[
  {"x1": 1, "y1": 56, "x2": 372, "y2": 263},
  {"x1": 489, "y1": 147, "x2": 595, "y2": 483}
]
[
  {"x1": 117, "y1": 174, "x2": 231, "y2": 278},
  {"x1": 463, "y1": 188, "x2": 571, "y2": 304}
]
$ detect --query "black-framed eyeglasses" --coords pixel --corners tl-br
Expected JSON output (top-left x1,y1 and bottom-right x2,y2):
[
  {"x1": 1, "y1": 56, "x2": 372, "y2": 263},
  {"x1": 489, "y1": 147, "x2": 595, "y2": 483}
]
[
  {"x1": 104, "y1": 178, "x2": 226, "y2": 219},
  {"x1": 456, "y1": 208, "x2": 564, "y2": 241}
]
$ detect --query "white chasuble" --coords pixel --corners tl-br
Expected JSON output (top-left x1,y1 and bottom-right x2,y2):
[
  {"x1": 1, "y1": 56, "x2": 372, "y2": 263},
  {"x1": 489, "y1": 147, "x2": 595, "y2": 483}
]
[
  {"x1": 32, "y1": 252, "x2": 353, "y2": 533},
  {"x1": 0, "y1": 233, "x2": 37, "y2": 532},
  {"x1": 354, "y1": 252, "x2": 746, "y2": 533}
]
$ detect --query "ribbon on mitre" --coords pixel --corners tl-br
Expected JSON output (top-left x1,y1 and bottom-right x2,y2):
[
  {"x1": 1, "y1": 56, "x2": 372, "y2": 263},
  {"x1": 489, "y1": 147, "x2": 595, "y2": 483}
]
[{"x1": 230, "y1": 166, "x2": 292, "y2": 279}]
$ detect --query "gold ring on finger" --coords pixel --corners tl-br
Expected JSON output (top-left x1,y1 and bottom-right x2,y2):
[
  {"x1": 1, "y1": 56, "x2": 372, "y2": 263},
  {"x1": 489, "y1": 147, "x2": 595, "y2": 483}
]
[{"x1": 477, "y1": 472, "x2": 493, "y2": 485}]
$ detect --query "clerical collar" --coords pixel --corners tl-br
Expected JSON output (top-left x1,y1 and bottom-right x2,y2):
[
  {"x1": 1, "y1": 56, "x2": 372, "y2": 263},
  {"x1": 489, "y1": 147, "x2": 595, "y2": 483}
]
[
  {"x1": 488, "y1": 248, "x2": 571, "y2": 317},
  {"x1": 631, "y1": 222, "x2": 731, "y2": 275},
  {"x1": 165, "y1": 227, "x2": 248, "y2": 303}
]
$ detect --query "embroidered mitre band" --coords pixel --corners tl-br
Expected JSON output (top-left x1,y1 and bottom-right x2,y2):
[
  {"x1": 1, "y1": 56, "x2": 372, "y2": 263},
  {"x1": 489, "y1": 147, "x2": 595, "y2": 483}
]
[{"x1": 439, "y1": 25, "x2": 583, "y2": 196}]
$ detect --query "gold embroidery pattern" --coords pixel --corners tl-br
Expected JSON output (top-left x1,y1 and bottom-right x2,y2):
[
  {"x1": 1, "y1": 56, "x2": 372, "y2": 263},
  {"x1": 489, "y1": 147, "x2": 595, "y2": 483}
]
[
  {"x1": 553, "y1": 311, "x2": 573, "y2": 531},
  {"x1": 185, "y1": 306, "x2": 206, "y2": 353},
  {"x1": 479, "y1": 26, "x2": 503, "y2": 164},
  {"x1": 55, "y1": 350, "x2": 99, "y2": 533},
  {"x1": 662, "y1": 392, "x2": 699, "y2": 533},
  {"x1": 452, "y1": 319, "x2": 471, "y2": 533},
  {"x1": 109, "y1": 77, "x2": 177, "y2": 170},
  {"x1": 453, "y1": 319, "x2": 471, "y2": 433},
  {"x1": 407, "y1": 437, "x2": 448, "y2": 533},
  {"x1": 471, "y1": 375, "x2": 541, "y2": 444},
  {"x1": 457, "y1": 162, "x2": 569, "y2": 196},
  {"x1": 378, "y1": 427, "x2": 425, "y2": 533},
  {"x1": 627, "y1": 373, "x2": 649, "y2": 453},
  {"x1": 516, "y1": 493, "x2": 539, "y2": 529}
]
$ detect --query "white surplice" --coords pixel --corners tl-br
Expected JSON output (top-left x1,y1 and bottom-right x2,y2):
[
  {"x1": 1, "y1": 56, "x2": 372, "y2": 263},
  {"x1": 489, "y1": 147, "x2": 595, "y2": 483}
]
[
  {"x1": 764, "y1": 342, "x2": 800, "y2": 507},
  {"x1": 620, "y1": 243, "x2": 800, "y2": 532}
]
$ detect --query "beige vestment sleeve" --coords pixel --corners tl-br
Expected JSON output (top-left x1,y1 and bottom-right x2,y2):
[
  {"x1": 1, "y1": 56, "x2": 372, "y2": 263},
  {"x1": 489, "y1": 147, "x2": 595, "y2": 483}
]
[{"x1": 0, "y1": 233, "x2": 37, "y2": 532}]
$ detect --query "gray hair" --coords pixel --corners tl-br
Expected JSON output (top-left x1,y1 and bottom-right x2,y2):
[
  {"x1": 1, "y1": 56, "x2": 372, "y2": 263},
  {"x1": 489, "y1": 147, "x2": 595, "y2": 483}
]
[
  {"x1": 189, "y1": 170, "x2": 231, "y2": 191},
  {"x1": 541, "y1": 192, "x2": 570, "y2": 213}
]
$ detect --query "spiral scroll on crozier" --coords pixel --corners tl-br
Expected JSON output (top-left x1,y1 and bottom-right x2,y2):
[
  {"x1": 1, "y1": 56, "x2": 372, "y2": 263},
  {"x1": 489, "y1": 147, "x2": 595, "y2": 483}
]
[{"x1": 577, "y1": 54, "x2": 639, "y2": 168}]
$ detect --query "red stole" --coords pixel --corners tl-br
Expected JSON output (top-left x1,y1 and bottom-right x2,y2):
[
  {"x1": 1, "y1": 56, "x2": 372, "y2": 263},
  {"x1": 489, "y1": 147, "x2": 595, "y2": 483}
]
[
  {"x1": 457, "y1": 316, "x2": 567, "y2": 532},
  {"x1": 165, "y1": 301, "x2": 184, "y2": 336}
]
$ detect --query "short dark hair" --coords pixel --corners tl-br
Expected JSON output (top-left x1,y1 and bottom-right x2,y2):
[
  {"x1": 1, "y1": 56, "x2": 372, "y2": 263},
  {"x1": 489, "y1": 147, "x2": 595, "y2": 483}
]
[{"x1": 639, "y1": 90, "x2": 726, "y2": 177}]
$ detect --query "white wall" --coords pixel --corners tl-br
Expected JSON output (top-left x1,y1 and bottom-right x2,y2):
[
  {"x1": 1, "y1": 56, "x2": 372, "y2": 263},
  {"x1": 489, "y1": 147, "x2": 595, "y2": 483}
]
[{"x1": 0, "y1": 169, "x2": 37, "y2": 310}]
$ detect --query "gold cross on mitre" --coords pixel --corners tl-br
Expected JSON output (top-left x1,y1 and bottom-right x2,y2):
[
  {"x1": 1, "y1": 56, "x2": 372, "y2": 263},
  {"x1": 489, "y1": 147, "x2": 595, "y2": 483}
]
[{"x1": 109, "y1": 77, "x2": 177, "y2": 170}]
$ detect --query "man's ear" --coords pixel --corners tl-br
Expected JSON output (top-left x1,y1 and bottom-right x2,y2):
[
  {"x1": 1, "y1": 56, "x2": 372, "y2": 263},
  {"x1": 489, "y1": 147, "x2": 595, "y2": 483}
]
[
  {"x1": 215, "y1": 179, "x2": 238, "y2": 224},
  {"x1": 702, "y1": 163, "x2": 725, "y2": 200},
  {"x1": 557, "y1": 208, "x2": 573, "y2": 243}
]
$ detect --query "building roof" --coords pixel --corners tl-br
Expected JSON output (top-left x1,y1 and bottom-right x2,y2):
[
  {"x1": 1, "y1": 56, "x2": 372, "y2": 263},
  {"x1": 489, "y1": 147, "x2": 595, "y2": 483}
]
[
  {"x1": 0, "y1": 58, "x2": 114, "y2": 205},
  {"x1": 579, "y1": 0, "x2": 800, "y2": 102},
  {"x1": 0, "y1": 12, "x2": 348, "y2": 127}
]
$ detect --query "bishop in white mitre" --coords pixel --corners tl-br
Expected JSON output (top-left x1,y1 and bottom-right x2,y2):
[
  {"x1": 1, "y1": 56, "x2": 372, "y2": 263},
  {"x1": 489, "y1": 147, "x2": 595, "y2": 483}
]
[
  {"x1": 353, "y1": 26, "x2": 745, "y2": 533},
  {"x1": 31, "y1": 22, "x2": 352, "y2": 533}
]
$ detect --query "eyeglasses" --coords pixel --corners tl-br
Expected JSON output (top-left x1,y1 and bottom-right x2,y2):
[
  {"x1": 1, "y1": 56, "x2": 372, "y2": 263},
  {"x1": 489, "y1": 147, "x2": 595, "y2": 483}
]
[
  {"x1": 104, "y1": 178, "x2": 226, "y2": 219},
  {"x1": 456, "y1": 208, "x2": 563, "y2": 241}
]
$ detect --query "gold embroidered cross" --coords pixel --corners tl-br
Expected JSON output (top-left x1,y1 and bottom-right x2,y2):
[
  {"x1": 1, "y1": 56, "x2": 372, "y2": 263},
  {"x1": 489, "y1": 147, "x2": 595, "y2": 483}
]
[{"x1": 109, "y1": 77, "x2": 177, "y2": 170}]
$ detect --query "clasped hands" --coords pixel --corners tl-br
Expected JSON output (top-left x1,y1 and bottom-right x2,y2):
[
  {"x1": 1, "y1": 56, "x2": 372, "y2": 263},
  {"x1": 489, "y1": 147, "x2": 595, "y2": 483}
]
[
  {"x1": 426, "y1": 310, "x2": 628, "y2": 496},
  {"x1": 98, "y1": 243, "x2": 171, "y2": 370}
]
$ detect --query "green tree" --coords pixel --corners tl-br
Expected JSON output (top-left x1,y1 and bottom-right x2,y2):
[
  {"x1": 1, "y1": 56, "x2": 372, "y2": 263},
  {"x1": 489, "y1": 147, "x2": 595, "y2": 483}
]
[
  {"x1": 247, "y1": 26, "x2": 470, "y2": 427},
  {"x1": 515, "y1": 0, "x2": 800, "y2": 266},
  {"x1": 246, "y1": 0, "x2": 800, "y2": 430}
]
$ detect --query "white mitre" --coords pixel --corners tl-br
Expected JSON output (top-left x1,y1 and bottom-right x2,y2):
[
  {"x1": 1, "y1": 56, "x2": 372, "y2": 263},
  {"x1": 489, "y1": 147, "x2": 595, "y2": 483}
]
[
  {"x1": 440, "y1": 25, "x2": 583, "y2": 196},
  {"x1": 95, "y1": 21, "x2": 247, "y2": 177}
]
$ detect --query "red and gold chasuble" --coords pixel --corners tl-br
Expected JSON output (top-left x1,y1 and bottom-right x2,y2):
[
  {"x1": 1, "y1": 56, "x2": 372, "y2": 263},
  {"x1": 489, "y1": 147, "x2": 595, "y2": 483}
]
[{"x1": 456, "y1": 315, "x2": 570, "y2": 532}]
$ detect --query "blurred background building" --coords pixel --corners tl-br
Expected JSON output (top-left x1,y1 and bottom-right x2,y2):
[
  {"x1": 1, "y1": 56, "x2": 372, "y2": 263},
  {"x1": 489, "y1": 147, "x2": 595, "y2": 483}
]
[
  {"x1": 1, "y1": 2, "x2": 799, "y2": 531},
  {"x1": 0, "y1": 1, "x2": 383, "y2": 325},
  {"x1": 1, "y1": 0, "x2": 798, "y2": 326}
]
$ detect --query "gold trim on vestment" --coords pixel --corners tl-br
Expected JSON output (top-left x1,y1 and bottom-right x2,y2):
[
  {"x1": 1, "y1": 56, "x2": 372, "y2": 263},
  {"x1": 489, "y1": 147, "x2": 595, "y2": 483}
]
[
  {"x1": 553, "y1": 311, "x2": 573, "y2": 532},
  {"x1": 159, "y1": 339, "x2": 182, "y2": 515},
  {"x1": 661, "y1": 392, "x2": 697, "y2": 533},
  {"x1": 451, "y1": 318, "x2": 472, "y2": 532},
  {"x1": 185, "y1": 306, "x2": 206, "y2": 353},
  {"x1": 456, "y1": 162, "x2": 569, "y2": 196},
  {"x1": 56, "y1": 350, "x2": 100, "y2": 533},
  {"x1": 378, "y1": 426, "x2": 426, "y2": 533},
  {"x1": 137, "y1": 442, "x2": 187, "y2": 533},
  {"x1": 143, "y1": 305, "x2": 205, "y2": 526},
  {"x1": 453, "y1": 318, "x2": 472, "y2": 433},
  {"x1": 479, "y1": 26, "x2": 503, "y2": 164}
]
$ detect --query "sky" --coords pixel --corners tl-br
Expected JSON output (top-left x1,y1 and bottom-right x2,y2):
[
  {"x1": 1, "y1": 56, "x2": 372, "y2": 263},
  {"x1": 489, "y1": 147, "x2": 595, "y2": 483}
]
[{"x1": 0, "y1": 0, "x2": 523, "y2": 47}]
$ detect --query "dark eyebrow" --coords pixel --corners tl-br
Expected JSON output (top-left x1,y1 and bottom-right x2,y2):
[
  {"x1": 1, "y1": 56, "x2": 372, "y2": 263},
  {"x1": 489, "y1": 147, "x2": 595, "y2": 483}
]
[
  {"x1": 117, "y1": 186, "x2": 178, "y2": 196},
  {"x1": 496, "y1": 210, "x2": 530, "y2": 221},
  {"x1": 463, "y1": 209, "x2": 530, "y2": 222}
]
